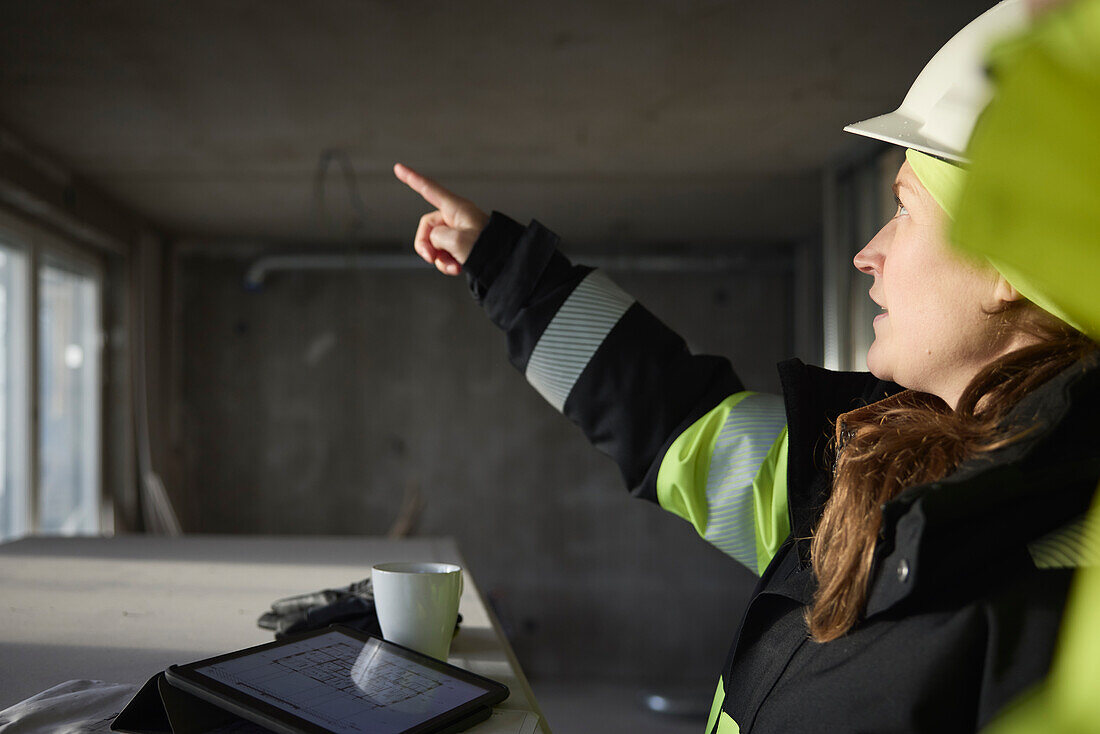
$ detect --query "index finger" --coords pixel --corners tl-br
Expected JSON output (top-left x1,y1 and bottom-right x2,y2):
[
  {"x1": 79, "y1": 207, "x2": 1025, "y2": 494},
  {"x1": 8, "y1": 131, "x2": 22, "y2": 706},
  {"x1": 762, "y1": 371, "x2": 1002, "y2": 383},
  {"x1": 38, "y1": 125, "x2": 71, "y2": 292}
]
[{"x1": 394, "y1": 163, "x2": 457, "y2": 212}]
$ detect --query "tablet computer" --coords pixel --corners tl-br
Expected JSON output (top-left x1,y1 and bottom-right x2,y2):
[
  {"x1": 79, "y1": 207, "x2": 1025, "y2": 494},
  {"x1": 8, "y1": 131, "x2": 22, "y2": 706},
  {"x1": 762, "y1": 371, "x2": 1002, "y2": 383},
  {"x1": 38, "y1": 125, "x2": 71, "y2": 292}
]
[{"x1": 164, "y1": 626, "x2": 509, "y2": 734}]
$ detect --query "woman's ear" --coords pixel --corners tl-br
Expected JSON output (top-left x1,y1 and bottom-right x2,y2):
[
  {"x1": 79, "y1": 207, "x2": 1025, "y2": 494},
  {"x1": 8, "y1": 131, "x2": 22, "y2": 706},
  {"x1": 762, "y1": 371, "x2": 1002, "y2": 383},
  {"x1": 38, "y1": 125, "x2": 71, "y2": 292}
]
[{"x1": 991, "y1": 273, "x2": 1025, "y2": 308}]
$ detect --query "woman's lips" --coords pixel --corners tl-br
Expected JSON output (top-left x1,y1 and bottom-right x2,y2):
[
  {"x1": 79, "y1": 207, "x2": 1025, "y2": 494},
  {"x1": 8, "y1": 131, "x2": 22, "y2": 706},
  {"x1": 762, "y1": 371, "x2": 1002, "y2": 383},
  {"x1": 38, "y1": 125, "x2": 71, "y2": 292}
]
[{"x1": 873, "y1": 311, "x2": 888, "y2": 324}]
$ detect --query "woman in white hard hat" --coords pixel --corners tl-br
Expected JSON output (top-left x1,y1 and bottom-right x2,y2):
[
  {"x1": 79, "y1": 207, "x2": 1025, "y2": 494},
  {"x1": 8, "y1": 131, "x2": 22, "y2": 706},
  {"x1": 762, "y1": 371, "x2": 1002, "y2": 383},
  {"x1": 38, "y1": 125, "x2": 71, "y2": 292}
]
[{"x1": 396, "y1": 1, "x2": 1099, "y2": 731}]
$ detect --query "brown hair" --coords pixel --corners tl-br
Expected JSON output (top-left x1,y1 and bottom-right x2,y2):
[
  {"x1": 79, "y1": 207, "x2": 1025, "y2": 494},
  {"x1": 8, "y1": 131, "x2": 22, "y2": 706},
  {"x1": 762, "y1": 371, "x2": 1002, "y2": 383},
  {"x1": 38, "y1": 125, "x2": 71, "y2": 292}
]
[{"x1": 806, "y1": 310, "x2": 1097, "y2": 643}]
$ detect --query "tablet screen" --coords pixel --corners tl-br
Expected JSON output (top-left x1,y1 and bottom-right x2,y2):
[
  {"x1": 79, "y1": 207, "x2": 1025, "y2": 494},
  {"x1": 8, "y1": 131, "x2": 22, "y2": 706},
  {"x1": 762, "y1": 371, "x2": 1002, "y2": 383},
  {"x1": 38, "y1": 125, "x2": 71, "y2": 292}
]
[{"x1": 189, "y1": 630, "x2": 491, "y2": 733}]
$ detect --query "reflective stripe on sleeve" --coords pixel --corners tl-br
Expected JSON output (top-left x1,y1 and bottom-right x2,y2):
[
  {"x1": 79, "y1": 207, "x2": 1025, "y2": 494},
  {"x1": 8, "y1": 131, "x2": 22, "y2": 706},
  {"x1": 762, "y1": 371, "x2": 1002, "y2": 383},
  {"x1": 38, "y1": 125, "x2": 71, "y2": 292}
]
[
  {"x1": 656, "y1": 391, "x2": 789, "y2": 573},
  {"x1": 524, "y1": 270, "x2": 635, "y2": 412},
  {"x1": 703, "y1": 393, "x2": 787, "y2": 569}
]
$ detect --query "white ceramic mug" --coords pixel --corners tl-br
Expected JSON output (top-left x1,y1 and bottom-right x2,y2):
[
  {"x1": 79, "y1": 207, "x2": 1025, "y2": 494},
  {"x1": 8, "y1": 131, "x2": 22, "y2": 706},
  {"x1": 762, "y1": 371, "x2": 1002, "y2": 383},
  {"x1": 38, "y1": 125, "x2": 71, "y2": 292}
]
[{"x1": 371, "y1": 562, "x2": 463, "y2": 661}]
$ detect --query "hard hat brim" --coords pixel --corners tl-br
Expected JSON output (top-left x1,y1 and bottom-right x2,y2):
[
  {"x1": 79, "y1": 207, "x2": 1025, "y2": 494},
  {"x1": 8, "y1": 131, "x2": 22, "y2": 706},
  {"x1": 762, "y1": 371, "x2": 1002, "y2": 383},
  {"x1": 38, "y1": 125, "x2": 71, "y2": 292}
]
[{"x1": 844, "y1": 112, "x2": 969, "y2": 164}]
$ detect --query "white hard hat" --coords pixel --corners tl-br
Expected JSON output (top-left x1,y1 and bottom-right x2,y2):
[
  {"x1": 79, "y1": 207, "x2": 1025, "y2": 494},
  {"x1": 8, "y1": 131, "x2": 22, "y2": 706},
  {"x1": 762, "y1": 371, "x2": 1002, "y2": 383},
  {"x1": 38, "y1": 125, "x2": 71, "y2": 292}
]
[{"x1": 844, "y1": 0, "x2": 1030, "y2": 163}]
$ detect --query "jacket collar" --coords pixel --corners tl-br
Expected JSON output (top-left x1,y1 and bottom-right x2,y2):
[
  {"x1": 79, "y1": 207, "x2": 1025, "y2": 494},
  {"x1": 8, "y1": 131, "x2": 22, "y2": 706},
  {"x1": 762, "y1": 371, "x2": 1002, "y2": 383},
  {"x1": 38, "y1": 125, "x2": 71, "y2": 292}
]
[{"x1": 776, "y1": 358, "x2": 902, "y2": 552}]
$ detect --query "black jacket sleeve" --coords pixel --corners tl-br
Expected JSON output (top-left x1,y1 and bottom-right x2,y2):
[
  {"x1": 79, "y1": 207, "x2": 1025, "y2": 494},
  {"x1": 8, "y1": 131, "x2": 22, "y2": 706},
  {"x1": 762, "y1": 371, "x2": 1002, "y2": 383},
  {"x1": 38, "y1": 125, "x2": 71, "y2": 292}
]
[{"x1": 463, "y1": 212, "x2": 745, "y2": 501}]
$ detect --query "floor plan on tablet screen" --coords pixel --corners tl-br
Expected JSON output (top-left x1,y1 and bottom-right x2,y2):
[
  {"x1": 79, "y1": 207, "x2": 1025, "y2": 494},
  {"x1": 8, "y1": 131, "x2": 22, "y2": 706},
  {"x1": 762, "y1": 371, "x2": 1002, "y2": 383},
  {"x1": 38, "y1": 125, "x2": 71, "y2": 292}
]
[{"x1": 194, "y1": 632, "x2": 485, "y2": 733}]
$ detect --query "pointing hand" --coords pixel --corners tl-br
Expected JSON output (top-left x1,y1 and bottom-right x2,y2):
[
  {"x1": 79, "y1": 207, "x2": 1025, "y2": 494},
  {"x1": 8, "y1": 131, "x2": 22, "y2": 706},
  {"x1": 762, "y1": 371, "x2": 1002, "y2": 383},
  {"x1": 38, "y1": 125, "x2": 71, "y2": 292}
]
[{"x1": 394, "y1": 163, "x2": 489, "y2": 276}]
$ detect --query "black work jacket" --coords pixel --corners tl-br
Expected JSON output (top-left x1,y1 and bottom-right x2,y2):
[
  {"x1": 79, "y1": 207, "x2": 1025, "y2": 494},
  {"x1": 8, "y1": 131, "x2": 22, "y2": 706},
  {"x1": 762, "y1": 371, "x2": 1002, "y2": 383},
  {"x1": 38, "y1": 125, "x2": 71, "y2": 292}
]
[
  {"x1": 718, "y1": 357, "x2": 1100, "y2": 733},
  {"x1": 464, "y1": 212, "x2": 1100, "y2": 733}
]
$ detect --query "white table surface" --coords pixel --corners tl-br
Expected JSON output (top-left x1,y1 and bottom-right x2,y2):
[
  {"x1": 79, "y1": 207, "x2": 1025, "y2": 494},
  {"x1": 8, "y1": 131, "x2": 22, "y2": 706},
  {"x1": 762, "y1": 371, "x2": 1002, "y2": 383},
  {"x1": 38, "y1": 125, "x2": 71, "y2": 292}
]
[{"x1": 0, "y1": 534, "x2": 549, "y2": 733}]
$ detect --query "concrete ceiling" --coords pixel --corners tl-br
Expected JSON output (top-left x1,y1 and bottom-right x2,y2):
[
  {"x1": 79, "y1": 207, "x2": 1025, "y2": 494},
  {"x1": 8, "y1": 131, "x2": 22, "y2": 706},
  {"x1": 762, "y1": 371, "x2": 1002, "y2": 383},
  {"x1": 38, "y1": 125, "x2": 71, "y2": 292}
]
[{"x1": 0, "y1": 0, "x2": 994, "y2": 247}]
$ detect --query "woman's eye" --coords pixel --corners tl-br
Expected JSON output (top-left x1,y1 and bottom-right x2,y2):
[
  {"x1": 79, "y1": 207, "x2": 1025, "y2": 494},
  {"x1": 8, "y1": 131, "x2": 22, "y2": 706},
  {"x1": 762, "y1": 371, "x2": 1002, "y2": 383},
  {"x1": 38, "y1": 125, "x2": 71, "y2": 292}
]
[{"x1": 894, "y1": 196, "x2": 909, "y2": 217}]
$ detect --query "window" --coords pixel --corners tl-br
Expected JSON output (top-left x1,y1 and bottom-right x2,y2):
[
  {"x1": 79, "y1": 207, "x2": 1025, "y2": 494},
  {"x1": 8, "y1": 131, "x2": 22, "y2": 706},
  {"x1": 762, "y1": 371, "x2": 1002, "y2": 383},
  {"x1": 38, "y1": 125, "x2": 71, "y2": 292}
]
[
  {"x1": 0, "y1": 214, "x2": 105, "y2": 541},
  {"x1": 0, "y1": 243, "x2": 29, "y2": 540},
  {"x1": 38, "y1": 260, "x2": 102, "y2": 534}
]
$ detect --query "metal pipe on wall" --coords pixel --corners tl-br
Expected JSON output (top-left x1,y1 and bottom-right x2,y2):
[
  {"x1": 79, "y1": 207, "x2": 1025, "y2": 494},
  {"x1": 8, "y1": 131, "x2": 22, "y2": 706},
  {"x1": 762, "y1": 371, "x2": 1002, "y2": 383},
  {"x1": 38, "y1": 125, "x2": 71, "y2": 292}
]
[{"x1": 242, "y1": 251, "x2": 791, "y2": 289}]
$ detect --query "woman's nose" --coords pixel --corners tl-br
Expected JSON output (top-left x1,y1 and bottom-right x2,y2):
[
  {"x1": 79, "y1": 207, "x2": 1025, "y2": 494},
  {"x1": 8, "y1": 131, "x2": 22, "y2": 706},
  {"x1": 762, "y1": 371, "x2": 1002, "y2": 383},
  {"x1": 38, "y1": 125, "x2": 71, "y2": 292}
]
[{"x1": 853, "y1": 225, "x2": 888, "y2": 275}]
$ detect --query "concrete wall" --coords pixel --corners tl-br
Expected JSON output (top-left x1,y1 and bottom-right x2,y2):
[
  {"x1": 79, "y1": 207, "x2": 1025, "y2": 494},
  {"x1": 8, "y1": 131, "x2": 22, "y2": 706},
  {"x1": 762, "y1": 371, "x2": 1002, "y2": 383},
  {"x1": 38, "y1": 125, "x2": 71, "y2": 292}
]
[{"x1": 172, "y1": 243, "x2": 804, "y2": 683}]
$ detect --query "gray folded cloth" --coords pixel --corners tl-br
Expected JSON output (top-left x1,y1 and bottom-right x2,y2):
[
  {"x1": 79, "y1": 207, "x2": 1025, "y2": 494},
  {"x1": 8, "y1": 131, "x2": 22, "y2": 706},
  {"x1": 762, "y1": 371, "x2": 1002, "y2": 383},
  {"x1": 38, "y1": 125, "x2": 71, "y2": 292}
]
[
  {"x1": 0, "y1": 679, "x2": 138, "y2": 734},
  {"x1": 261, "y1": 576, "x2": 372, "y2": 617},
  {"x1": 257, "y1": 577, "x2": 381, "y2": 639}
]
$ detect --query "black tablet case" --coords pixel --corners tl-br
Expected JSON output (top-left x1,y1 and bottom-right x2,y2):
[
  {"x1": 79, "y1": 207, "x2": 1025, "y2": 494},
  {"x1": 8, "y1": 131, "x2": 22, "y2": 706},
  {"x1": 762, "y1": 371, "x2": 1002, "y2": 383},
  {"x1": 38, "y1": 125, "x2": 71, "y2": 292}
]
[
  {"x1": 111, "y1": 671, "x2": 270, "y2": 733},
  {"x1": 111, "y1": 670, "x2": 494, "y2": 734}
]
